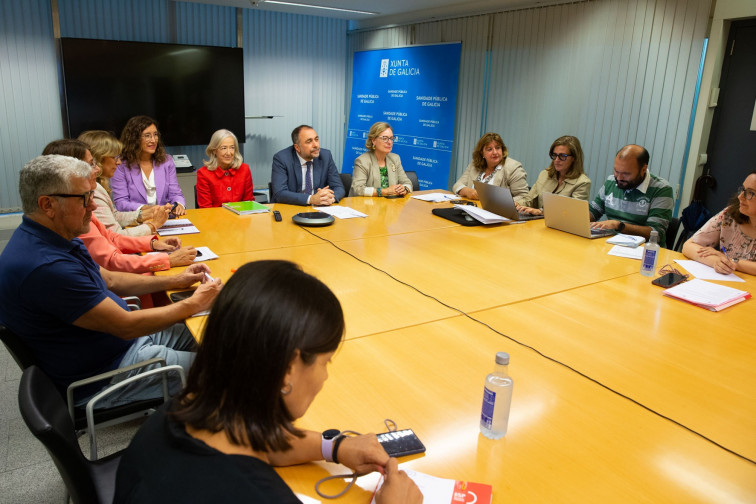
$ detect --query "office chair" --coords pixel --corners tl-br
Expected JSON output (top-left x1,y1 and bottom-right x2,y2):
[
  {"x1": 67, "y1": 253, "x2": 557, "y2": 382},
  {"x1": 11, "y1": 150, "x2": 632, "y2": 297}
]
[
  {"x1": 665, "y1": 217, "x2": 680, "y2": 250},
  {"x1": 19, "y1": 365, "x2": 122, "y2": 504},
  {"x1": 405, "y1": 170, "x2": 420, "y2": 191},
  {"x1": 1, "y1": 324, "x2": 174, "y2": 460},
  {"x1": 340, "y1": 172, "x2": 353, "y2": 195}
]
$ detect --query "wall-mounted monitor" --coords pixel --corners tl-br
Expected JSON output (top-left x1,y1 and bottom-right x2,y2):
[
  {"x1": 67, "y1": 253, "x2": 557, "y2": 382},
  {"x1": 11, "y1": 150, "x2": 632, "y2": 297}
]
[{"x1": 60, "y1": 38, "x2": 245, "y2": 146}]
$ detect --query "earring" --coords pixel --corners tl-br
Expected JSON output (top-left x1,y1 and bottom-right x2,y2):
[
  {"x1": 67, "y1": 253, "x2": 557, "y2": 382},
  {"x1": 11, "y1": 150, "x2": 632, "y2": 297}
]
[{"x1": 281, "y1": 383, "x2": 292, "y2": 395}]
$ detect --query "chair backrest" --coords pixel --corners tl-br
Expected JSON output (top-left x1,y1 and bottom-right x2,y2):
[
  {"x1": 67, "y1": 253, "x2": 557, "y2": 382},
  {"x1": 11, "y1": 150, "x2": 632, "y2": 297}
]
[
  {"x1": 340, "y1": 173, "x2": 352, "y2": 195},
  {"x1": 405, "y1": 171, "x2": 420, "y2": 191},
  {"x1": 193, "y1": 184, "x2": 199, "y2": 209},
  {"x1": 0, "y1": 324, "x2": 36, "y2": 370},
  {"x1": 19, "y1": 365, "x2": 115, "y2": 504},
  {"x1": 666, "y1": 217, "x2": 680, "y2": 250}
]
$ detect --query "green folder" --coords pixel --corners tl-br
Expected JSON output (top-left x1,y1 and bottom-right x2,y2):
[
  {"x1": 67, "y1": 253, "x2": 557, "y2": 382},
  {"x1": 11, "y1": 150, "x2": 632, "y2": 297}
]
[{"x1": 222, "y1": 201, "x2": 271, "y2": 215}]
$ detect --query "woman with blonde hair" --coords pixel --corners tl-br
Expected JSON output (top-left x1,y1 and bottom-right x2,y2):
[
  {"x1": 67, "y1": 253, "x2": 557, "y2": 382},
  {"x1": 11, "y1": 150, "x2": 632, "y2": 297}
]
[
  {"x1": 196, "y1": 129, "x2": 254, "y2": 208},
  {"x1": 452, "y1": 133, "x2": 528, "y2": 201},
  {"x1": 350, "y1": 122, "x2": 413, "y2": 197},
  {"x1": 516, "y1": 135, "x2": 592, "y2": 216},
  {"x1": 78, "y1": 130, "x2": 169, "y2": 236}
]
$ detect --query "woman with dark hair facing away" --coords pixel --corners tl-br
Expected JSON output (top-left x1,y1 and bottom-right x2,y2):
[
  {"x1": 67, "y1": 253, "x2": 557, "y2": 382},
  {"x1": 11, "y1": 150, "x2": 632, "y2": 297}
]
[
  {"x1": 78, "y1": 130, "x2": 171, "y2": 236},
  {"x1": 516, "y1": 135, "x2": 592, "y2": 216},
  {"x1": 683, "y1": 171, "x2": 756, "y2": 276},
  {"x1": 114, "y1": 260, "x2": 422, "y2": 504},
  {"x1": 111, "y1": 115, "x2": 187, "y2": 215},
  {"x1": 452, "y1": 132, "x2": 528, "y2": 201},
  {"x1": 196, "y1": 129, "x2": 254, "y2": 208}
]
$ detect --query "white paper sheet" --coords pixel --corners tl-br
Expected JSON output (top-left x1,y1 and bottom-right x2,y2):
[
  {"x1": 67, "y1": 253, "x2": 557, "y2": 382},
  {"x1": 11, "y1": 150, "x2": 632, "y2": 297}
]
[
  {"x1": 674, "y1": 259, "x2": 745, "y2": 282},
  {"x1": 157, "y1": 218, "x2": 199, "y2": 236},
  {"x1": 411, "y1": 192, "x2": 458, "y2": 202},
  {"x1": 608, "y1": 244, "x2": 644, "y2": 259},
  {"x1": 314, "y1": 206, "x2": 368, "y2": 219},
  {"x1": 454, "y1": 204, "x2": 509, "y2": 224},
  {"x1": 192, "y1": 246, "x2": 218, "y2": 262},
  {"x1": 606, "y1": 233, "x2": 646, "y2": 247}
]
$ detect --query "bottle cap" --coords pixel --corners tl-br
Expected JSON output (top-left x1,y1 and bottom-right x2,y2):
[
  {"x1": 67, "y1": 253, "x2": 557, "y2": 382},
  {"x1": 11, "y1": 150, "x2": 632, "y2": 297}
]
[{"x1": 495, "y1": 352, "x2": 510, "y2": 365}]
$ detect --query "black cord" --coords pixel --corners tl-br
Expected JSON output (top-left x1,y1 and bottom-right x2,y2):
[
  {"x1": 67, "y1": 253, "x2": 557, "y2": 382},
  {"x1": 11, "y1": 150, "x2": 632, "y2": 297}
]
[{"x1": 300, "y1": 225, "x2": 756, "y2": 466}]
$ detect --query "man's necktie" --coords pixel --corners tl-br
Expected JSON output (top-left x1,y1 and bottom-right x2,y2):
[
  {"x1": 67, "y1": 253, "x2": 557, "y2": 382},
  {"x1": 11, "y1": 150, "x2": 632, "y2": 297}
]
[{"x1": 304, "y1": 161, "x2": 313, "y2": 195}]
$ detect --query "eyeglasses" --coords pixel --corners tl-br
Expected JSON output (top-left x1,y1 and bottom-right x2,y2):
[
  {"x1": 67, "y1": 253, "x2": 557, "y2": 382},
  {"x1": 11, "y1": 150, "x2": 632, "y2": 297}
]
[
  {"x1": 217, "y1": 146, "x2": 235, "y2": 153},
  {"x1": 736, "y1": 185, "x2": 756, "y2": 200},
  {"x1": 550, "y1": 153, "x2": 573, "y2": 161},
  {"x1": 47, "y1": 190, "x2": 95, "y2": 208},
  {"x1": 377, "y1": 136, "x2": 395, "y2": 143},
  {"x1": 141, "y1": 133, "x2": 159, "y2": 141}
]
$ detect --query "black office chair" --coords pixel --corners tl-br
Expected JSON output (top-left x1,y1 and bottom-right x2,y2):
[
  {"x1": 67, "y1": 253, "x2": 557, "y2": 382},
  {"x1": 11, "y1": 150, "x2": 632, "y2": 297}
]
[
  {"x1": 193, "y1": 184, "x2": 199, "y2": 209},
  {"x1": 19, "y1": 365, "x2": 122, "y2": 504},
  {"x1": 1, "y1": 324, "x2": 173, "y2": 460},
  {"x1": 340, "y1": 172, "x2": 353, "y2": 196},
  {"x1": 405, "y1": 171, "x2": 420, "y2": 191},
  {"x1": 665, "y1": 217, "x2": 680, "y2": 250}
]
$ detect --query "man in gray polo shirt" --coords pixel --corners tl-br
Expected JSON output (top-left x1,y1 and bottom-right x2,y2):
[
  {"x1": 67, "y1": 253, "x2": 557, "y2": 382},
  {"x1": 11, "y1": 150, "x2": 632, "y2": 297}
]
[{"x1": 589, "y1": 144, "x2": 673, "y2": 245}]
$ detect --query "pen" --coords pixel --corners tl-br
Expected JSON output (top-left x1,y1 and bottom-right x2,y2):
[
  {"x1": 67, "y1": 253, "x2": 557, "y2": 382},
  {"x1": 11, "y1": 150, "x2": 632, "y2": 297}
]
[
  {"x1": 720, "y1": 246, "x2": 729, "y2": 259},
  {"x1": 204, "y1": 272, "x2": 214, "y2": 283}
]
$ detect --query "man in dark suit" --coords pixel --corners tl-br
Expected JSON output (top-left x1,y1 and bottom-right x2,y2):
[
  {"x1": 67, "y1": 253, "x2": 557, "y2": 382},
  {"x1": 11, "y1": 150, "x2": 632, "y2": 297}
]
[{"x1": 271, "y1": 125, "x2": 345, "y2": 205}]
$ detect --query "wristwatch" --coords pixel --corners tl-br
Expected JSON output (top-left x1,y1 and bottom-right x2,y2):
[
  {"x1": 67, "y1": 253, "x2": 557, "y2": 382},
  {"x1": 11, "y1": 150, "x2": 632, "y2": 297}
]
[
  {"x1": 321, "y1": 429, "x2": 341, "y2": 462},
  {"x1": 617, "y1": 221, "x2": 626, "y2": 233}
]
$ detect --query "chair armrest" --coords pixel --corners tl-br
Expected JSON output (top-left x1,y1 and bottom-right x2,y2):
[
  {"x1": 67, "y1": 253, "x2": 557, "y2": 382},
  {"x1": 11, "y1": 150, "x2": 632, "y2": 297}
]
[
  {"x1": 66, "y1": 357, "x2": 166, "y2": 422},
  {"x1": 122, "y1": 296, "x2": 141, "y2": 310}
]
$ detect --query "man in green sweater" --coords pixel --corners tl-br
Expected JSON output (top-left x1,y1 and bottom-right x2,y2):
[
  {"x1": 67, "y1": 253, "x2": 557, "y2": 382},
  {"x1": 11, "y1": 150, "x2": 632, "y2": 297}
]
[{"x1": 589, "y1": 144, "x2": 674, "y2": 245}]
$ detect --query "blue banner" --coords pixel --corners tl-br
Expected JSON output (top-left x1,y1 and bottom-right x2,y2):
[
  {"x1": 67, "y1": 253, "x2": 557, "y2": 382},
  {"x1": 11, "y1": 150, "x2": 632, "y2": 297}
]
[{"x1": 344, "y1": 43, "x2": 462, "y2": 190}]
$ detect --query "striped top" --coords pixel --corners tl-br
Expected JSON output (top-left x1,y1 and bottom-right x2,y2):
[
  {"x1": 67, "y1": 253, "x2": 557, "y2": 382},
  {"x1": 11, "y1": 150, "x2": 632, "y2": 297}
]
[{"x1": 589, "y1": 172, "x2": 673, "y2": 245}]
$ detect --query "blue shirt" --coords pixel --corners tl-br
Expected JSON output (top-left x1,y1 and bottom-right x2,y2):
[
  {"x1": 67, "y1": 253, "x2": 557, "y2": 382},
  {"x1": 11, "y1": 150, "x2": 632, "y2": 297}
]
[{"x1": 0, "y1": 216, "x2": 132, "y2": 398}]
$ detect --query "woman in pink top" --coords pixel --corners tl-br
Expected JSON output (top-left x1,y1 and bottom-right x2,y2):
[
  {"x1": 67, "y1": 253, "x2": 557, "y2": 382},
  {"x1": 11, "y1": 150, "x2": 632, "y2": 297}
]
[
  {"x1": 683, "y1": 171, "x2": 756, "y2": 276},
  {"x1": 41, "y1": 139, "x2": 197, "y2": 274}
]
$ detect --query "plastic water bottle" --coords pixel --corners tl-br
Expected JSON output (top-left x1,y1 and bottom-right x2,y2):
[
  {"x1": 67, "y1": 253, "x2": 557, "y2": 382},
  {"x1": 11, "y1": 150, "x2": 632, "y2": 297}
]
[
  {"x1": 640, "y1": 230, "x2": 660, "y2": 276},
  {"x1": 480, "y1": 352, "x2": 513, "y2": 439}
]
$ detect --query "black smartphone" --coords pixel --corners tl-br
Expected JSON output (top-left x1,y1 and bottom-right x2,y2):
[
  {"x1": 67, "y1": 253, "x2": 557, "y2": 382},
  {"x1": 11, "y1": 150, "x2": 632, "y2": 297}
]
[
  {"x1": 652, "y1": 272, "x2": 687, "y2": 288},
  {"x1": 384, "y1": 194, "x2": 405, "y2": 199},
  {"x1": 377, "y1": 429, "x2": 426, "y2": 458},
  {"x1": 169, "y1": 290, "x2": 195, "y2": 303}
]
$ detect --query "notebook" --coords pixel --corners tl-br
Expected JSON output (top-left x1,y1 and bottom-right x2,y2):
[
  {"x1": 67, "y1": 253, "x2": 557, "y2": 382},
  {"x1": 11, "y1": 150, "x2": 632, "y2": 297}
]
[
  {"x1": 473, "y1": 181, "x2": 544, "y2": 221},
  {"x1": 542, "y1": 192, "x2": 615, "y2": 239}
]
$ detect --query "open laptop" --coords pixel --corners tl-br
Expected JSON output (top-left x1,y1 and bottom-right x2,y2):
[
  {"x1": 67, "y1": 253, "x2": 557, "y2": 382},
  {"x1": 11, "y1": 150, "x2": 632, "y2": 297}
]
[
  {"x1": 542, "y1": 192, "x2": 615, "y2": 239},
  {"x1": 473, "y1": 181, "x2": 544, "y2": 221}
]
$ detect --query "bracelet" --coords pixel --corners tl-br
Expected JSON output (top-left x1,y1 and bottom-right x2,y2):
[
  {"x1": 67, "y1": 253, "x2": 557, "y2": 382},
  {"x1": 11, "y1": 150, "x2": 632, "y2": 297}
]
[
  {"x1": 147, "y1": 222, "x2": 157, "y2": 234},
  {"x1": 331, "y1": 434, "x2": 347, "y2": 465},
  {"x1": 137, "y1": 207, "x2": 143, "y2": 223},
  {"x1": 376, "y1": 187, "x2": 382, "y2": 197},
  {"x1": 150, "y1": 237, "x2": 157, "y2": 251}
]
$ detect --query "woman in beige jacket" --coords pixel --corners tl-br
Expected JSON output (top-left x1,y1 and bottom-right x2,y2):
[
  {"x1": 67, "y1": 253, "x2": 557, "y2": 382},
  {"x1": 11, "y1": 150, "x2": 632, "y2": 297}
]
[
  {"x1": 350, "y1": 122, "x2": 413, "y2": 197},
  {"x1": 452, "y1": 133, "x2": 528, "y2": 201},
  {"x1": 517, "y1": 135, "x2": 592, "y2": 216}
]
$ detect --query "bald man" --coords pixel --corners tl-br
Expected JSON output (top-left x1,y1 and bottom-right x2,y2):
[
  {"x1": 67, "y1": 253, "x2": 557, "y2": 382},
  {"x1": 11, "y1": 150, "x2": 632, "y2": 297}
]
[{"x1": 589, "y1": 144, "x2": 673, "y2": 244}]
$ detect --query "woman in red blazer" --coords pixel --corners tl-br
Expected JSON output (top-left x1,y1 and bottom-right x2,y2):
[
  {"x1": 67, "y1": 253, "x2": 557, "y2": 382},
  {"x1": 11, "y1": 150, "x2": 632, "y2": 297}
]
[{"x1": 196, "y1": 129, "x2": 254, "y2": 208}]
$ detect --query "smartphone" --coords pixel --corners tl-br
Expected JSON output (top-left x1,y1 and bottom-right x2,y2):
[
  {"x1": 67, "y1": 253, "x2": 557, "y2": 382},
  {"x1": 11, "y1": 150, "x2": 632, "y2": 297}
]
[
  {"x1": 377, "y1": 429, "x2": 426, "y2": 458},
  {"x1": 651, "y1": 272, "x2": 687, "y2": 288},
  {"x1": 169, "y1": 290, "x2": 195, "y2": 303}
]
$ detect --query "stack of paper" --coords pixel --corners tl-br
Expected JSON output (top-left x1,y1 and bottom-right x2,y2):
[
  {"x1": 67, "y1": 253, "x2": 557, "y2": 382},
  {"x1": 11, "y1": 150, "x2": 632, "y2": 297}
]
[
  {"x1": 412, "y1": 192, "x2": 458, "y2": 202},
  {"x1": 607, "y1": 234, "x2": 646, "y2": 247},
  {"x1": 371, "y1": 469, "x2": 492, "y2": 504},
  {"x1": 453, "y1": 204, "x2": 509, "y2": 224},
  {"x1": 157, "y1": 219, "x2": 199, "y2": 236},
  {"x1": 222, "y1": 201, "x2": 270, "y2": 214},
  {"x1": 315, "y1": 206, "x2": 367, "y2": 219},
  {"x1": 663, "y1": 278, "x2": 751, "y2": 311}
]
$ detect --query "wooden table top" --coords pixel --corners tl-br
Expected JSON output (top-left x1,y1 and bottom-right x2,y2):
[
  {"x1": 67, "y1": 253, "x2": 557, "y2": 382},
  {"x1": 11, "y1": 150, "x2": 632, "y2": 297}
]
[
  {"x1": 279, "y1": 317, "x2": 756, "y2": 503},
  {"x1": 155, "y1": 196, "x2": 755, "y2": 502}
]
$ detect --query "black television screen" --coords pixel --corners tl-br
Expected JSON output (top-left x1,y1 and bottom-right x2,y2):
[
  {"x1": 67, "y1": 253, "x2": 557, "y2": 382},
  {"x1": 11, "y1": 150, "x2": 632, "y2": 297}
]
[{"x1": 60, "y1": 38, "x2": 245, "y2": 146}]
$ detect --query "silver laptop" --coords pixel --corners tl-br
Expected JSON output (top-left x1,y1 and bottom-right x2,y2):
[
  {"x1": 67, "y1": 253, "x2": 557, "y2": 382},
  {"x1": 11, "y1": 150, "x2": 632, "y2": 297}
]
[
  {"x1": 473, "y1": 181, "x2": 544, "y2": 221},
  {"x1": 542, "y1": 192, "x2": 615, "y2": 239}
]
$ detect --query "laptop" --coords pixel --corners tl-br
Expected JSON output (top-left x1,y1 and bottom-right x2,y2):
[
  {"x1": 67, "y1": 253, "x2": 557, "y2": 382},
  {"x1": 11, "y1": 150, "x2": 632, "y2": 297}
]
[
  {"x1": 473, "y1": 181, "x2": 544, "y2": 221},
  {"x1": 542, "y1": 192, "x2": 615, "y2": 239}
]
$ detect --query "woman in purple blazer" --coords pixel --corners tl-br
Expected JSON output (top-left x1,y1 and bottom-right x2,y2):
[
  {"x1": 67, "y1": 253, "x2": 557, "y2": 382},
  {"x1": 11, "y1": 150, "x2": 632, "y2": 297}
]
[{"x1": 111, "y1": 115, "x2": 186, "y2": 215}]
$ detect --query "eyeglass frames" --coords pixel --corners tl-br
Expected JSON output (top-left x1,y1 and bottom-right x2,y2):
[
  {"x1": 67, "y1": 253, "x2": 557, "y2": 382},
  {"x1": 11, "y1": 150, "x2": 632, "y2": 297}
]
[{"x1": 46, "y1": 190, "x2": 95, "y2": 208}]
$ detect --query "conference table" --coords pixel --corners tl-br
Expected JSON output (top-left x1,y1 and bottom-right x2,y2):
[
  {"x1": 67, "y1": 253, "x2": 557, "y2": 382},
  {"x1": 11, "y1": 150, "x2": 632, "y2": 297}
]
[{"x1": 162, "y1": 194, "x2": 755, "y2": 503}]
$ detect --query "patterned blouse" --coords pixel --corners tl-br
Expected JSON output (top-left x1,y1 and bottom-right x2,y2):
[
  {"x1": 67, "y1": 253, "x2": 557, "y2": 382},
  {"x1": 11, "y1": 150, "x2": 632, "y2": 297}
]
[{"x1": 691, "y1": 209, "x2": 756, "y2": 261}]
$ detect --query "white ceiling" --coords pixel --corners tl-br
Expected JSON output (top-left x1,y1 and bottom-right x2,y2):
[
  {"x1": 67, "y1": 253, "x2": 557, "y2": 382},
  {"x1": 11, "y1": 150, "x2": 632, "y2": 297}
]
[{"x1": 179, "y1": 0, "x2": 569, "y2": 30}]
